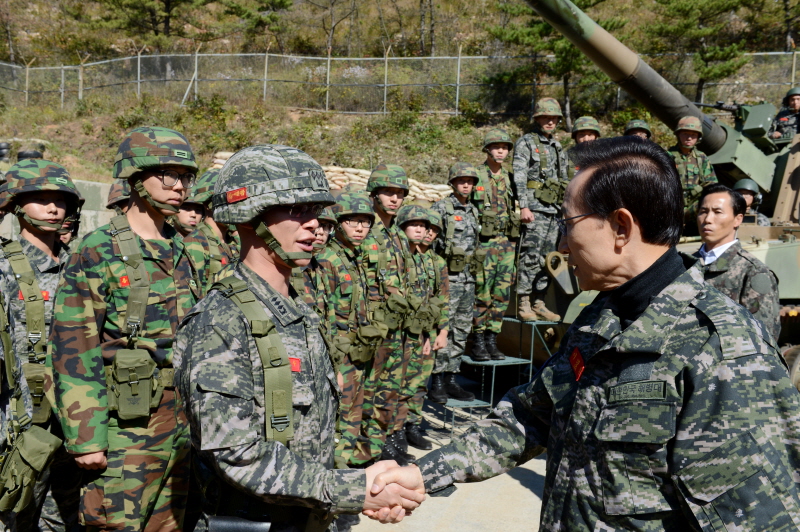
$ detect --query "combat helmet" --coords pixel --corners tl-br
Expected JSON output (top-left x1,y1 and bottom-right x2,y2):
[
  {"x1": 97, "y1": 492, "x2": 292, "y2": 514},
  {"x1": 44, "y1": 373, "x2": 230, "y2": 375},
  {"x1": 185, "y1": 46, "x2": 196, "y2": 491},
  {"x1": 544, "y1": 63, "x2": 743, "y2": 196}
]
[
  {"x1": 674, "y1": 116, "x2": 703, "y2": 137},
  {"x1": 0, "y1": 159, "x2": 84, "y2": 231},
  {"x1": 312, "y1": 206, "x2": 337, "y2": 251},
  {"x1": 188, "y1": 169, "x2": 221, "y2": 209},
  {"x1": 395, "y1": 204, "x2": 430, "y2": 243},
  {"x1": 426, "y1": 209, "x2": 443, "y2": 233},
  {"x1": 572, "y1": 116, "x2": 601, "y2": 139},
  {"x1": 367, "y1": 164, "x2": 409, "y2": 193},
  {"x1": 331, "y1": 191, "x2": 374, "y2": 245},
  {"x1": 106, "y1": 179, "x2": 131, "y2": 214},
  {"x1": 213, "y1": 144, "x2": 334, "y2": 267},
  {"x1": 482, "y1": 128, "x2": 514, "y2": 152},
  {"x1": 448, "y1": 162, "x2": 480, "y2": 198},
  {"x1": 533, "y1": 98, "x2": 563, "y2": 118},
  {"x1": 113, "y1": 126, "x2": 198, "y2": 214},
  {"x1": 733, "y1": 178, "x2": 762, "y2": 207},
  {"x1": 623, "y1": 119, "x2": 652, "y2": 138},
  {"x1": 783, "y1": 87, "x2": 800, "y2": 107}
]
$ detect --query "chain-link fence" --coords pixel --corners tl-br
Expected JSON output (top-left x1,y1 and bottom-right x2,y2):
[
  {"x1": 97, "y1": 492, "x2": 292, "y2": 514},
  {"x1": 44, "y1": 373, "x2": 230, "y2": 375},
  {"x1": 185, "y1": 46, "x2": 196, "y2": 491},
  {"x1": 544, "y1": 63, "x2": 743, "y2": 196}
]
[{"x1": 0, "y1": 51, "x2": 797, "y2": 114}]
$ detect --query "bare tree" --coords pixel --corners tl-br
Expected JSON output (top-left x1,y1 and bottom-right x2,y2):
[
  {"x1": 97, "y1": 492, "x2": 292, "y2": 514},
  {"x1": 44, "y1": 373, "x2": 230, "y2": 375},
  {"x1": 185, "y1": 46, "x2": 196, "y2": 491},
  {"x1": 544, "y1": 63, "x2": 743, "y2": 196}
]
[{"x1": 305, "y1": 0, "x2": 357, "y2": 51}]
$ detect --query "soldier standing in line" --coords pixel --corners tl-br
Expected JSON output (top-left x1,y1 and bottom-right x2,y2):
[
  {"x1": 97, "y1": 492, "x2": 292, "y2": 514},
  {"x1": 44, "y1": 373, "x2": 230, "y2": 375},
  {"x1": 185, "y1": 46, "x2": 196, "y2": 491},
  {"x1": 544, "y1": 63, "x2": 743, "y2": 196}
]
[
  {"x1": 171, "y1": 185, "x2": 205, "y2": 237},
  {"x1": 694, "y1": 184, "x2": 781, "y2": 339},
  {"x1": 0, "y1": 160, "x2": 84, "y2": 531},
  {"x1": 667, "y1": 115, "x2": 718, "y2": 235},
  {"x1": 568, "y1": 116, "x2": 601, "y2": 179},
  {"x1": 182, "y1": 169, "x2": 240, "y2": 296},
  {"x1": 623, "y1": 119, "x2": 653, "y2": 140},
  {"x1": 733, "y1": 178, "x2": 771, "y2": 227},
  {"x1": 430, "y1": 163, "x2": 481, "y2": 405},
  {"x1": 512, "y1": 97, "x2": 568, "y2": 322},
  {"x1": 471, "y1": 129, "x2": 518, "y2": 361},
  {"x1": 49, "y1": 127, "x2": 200, "y2": 531},
  {"x1": 770, "y1": 87, "x2": 800, "y2": 140},
  {"x1": 106, "y1": 179, "x2": 131, "y2": 216},
  {"x1": 174, "y1": 145, "x2": 424, "y2": 530}
]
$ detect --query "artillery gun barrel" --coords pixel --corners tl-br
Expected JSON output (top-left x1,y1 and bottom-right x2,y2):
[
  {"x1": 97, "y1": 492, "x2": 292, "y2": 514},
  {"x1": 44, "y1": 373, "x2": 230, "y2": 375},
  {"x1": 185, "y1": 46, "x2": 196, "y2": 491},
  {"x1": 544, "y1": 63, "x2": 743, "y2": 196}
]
[{"x1": 525, "y1": 0, "x2": 728, "y2": 153}]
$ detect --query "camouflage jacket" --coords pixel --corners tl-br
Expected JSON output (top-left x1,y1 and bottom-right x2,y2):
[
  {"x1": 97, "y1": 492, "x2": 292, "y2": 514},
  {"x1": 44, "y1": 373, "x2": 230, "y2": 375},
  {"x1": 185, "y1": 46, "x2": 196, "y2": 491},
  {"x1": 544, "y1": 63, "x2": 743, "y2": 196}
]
[
  {"x1": 432, "y1": 194, "x2": 480, "y2": 283},
  {"x1": 770, "y1": 108, "x2": 800, "y2": 139},
  {"x1": 418, "y1": 255, "x2": 800, "y2": 531},
  {"x1": 49, "y1": 222, "x2": 199, "y2": 453},
  {"x1": 316, "y1": 239, "x2": 371, "y2": 340},
  {"x1": 512, "y1": 124, "x2": 568, "y2": 214},
  {"x1": 183, "y1": 220, "x2": 239, "y2": 296},
  {"x1": 421, "y1": 250, "x2": 449, "y2": 331},
  {"x1": 0, "y1": 236, "x2": 70, "y2": 362},
  {"x1": 0, "y1": 289, "x2": 32, "y2": 450},
  {"x1": 293, "y1": 258, "x2": 328, "y2": 325},
  {"x1": 361, "y1": 217, "x2": 410, "y2": 301},
  {"x1": 694, "y1": 240, "x2": 781, "y2": 339},
  {"x1": 667, "y1": 146, "x2": 718, "y2": 208},
  {"x1": 472, "y1": 163, "x2": 515, "y2": 229},
  {"x1": 174, "y1": 262, "x2": 365, "y2": 517}
]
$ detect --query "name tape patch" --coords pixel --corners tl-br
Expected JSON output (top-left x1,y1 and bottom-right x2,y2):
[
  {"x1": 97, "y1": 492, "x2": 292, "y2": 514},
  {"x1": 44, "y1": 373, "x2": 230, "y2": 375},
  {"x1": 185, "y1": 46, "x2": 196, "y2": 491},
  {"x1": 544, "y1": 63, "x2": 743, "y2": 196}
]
[
  {"x1": 569, "y1": 348, "x2": 584, "y2": 381},
  {"x1": 608, "y1": 380, "x2": 667, "y2": 404},
  {"x1": 289, "y1": 357, "x2": 301, "y2": 372},
  {"x1": 227, "y1": 187, "x2": 248, "y2": 204}
]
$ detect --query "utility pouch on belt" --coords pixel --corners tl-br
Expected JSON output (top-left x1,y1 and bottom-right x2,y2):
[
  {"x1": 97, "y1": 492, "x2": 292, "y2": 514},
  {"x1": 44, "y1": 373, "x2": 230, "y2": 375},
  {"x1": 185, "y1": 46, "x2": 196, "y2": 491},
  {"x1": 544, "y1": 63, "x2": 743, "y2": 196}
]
[
  {"x1": 480, "y1": 211, "x2": 497, "y2": 238},
  {"x1": 447, "y1": 246, "x2": 468, "y2": 273},
  {"x1": 378, "y1": 293, "x2": 410, "y2": 331},
  {"x1": 106, "y1": 349, "x2": 157, "y2": 420},
  {"x1": 470, "y1": 248, "x2": 489, "y2": 276},
  {"x1": 338, "y1": 323, "x2": 388, "y2": 364},
  {"x1": 0, "y1": 424, "x2": 61, "y2": 513},
  {"x1": 532, "y1": 178, "x2": 560, "y2": 205},
  {"x1": 507, "y1": 210, "x2": 521, "y2": 239},
  {"x1": 21, "y1": 363, "x2": 51, "y2": 425},
  {"x1": 403, "y1": 294, "x2": 426, "y2": 335}
]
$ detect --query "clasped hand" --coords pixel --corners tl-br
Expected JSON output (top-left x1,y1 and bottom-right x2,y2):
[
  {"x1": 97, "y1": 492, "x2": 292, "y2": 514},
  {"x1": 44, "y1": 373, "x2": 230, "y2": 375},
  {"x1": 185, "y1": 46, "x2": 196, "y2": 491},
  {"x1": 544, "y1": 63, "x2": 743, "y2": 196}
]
[{"x1": 362, "y1": 460, "x2": 426, "y2": 523}]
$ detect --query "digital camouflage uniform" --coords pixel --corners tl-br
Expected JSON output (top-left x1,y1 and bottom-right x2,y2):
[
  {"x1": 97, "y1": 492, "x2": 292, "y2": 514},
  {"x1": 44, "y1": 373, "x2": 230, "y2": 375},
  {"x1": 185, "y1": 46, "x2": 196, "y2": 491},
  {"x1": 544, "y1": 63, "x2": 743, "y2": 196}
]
[
  {"x1": 418, "y1": 254, "x2": 800, "y2": 531},
  {"x1": 49, "y1": 127, "x2": 198, "y2": 532},
  {"x1": 695, "y1": 240, "x2": 781, "y2": 339},
  {"x1": 174, "y1": 145, "x2": 366, "y2": 531},
  {"x1": 432, "y1": 194, "x2": 479, "y2": 374},
  {"x1": 770, "y1": 109, "x2": 800, "y2": 140}
]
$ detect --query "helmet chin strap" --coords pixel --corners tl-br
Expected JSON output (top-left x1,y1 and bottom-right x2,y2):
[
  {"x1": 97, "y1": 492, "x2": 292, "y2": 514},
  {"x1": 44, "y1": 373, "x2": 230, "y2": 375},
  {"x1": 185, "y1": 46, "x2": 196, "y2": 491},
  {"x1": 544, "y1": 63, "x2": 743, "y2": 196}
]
[
  {"x1": 255, "y1": 219, "x2": 310, "y2": 268},
  {"x1": 14, "y1": 206, "x2": 61, "y2": 230},
  {"x1": 336, "y1": 225, "x2": 365, "y2": 247},
  {"x1": 133, "y1": 180, "x2": 180, "y2": 214}
]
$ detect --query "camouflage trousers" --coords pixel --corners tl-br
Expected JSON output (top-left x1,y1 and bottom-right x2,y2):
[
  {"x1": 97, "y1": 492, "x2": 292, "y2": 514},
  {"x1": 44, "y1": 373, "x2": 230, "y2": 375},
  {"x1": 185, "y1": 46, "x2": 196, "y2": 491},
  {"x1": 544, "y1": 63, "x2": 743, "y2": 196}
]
[
  {"x1": 335, "y1": 352, "x2": 371, "y2": 467},
  {"x1": 435, "y1": 278, "x2": 474, "y2": 374},
  {"x1": 394, "y1": 332, "x2": 432, "y2": 430},
  {"x1": 80, "y1": 389, "x2": 190, "y2": 532},
  {"x1": 473, "y1": 236, "x2": 515, "y2": 334},
  {"x1": 517, "y1": 212, "x2": 559, "y2": 296}
]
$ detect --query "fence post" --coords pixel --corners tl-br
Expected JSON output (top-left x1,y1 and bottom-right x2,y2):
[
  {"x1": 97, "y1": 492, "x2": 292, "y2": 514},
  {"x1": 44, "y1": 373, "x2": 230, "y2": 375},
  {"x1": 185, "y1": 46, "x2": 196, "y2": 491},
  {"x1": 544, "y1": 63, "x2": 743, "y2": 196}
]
[
  {"x1": 137, "y1": 50, "x2": 142, "y2": 99},
  {"x1": 325, "y1": 47, "x2": 332, "y2": 112},
  {"x1": 77, "y1": 54, "x2": 90, "y2": 101},
  {"x1": 454, "y1": 44, "x2": 462, "y2": 115},
  {"x1": 24, "y1": 58, "x2": 35, "y2": 107},
  {"x1": 383, "y1": 45, "x2": 391, "y2": 115},
  {"x1": 60, "y1": 65, "x2": 65, "y2": 109},
  {"x1": 193, "y1": 44, "x2": 201, "y2": 101}
]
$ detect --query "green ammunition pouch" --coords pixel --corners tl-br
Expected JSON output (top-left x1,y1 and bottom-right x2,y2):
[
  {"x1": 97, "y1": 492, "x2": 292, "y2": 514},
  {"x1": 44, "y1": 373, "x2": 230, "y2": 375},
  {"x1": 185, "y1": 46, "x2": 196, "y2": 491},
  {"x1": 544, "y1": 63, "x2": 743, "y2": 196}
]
[
  {"x1": 334, "y1": 323, "x2": 388, "y2": 364},
  {"x1": 21, "y1": 364, "x2": 51, "y2": 425},
  {"x1": 507, "y1": 210, "x2": 521, "y2": 239},
  {"x1": 105, "y1": 349, "x2": 158, "y2": 420},
  {"x1": 403, "y1": 294, "x2": 430, "y2": 335},
  {"x1": 529, "y1": 178, "x2": 567, "y2": 206},
  {"x1": 0, "y1": 424, "x2": 61, "y2": 513},
  {"x1": 374, "y1": 292, "x2": 410, "y2": 331},
  {"x1": 470, "y1": 247, "x2": 489, "y2": 277},
  {"x1": 479, "y1": 211, "x2": 498, "y2": 238},
  {"x1": 426, "y1": 295, "x2": 445, "y2": 331},
  {"x1": 447, "y1": 246, "x2": 469, "y2": 273}
]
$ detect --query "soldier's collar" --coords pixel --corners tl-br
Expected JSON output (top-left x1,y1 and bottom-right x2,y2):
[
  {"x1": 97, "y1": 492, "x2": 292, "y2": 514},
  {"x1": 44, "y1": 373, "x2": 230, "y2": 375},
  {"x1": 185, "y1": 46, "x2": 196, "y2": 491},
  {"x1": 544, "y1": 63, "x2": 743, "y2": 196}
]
[
  {"x1": 236, "y1": 262, "x2": 303, "y2": 327},
  {"x1": 19, "y1": 235, "x2": 62, "y2": 273}
]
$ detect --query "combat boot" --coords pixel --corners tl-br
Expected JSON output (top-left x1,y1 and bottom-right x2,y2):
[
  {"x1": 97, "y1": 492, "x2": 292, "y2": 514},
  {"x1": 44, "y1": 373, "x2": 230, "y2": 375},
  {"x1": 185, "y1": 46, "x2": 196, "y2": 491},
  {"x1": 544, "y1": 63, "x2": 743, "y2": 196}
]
[
  {"x1": 444, "y1": 372, "x2": 475, "y2": 402},
  {"x1": 471, "y1": 331, "x2": 491, "y2": 361},
  {"x1": 391, "y1": 432, "x2": 417, "y2": 464},
  {"x1": 485, "y1": 331, "x2": 506, "y2": 360},
  {"x1": 405, "y1": 422, "x2": 433, "y2": 450},
  {"x1": 379, "y1": 437, "x2": 409, "y2": 466},
  {"x1": 428, "y1": 373, "x2": 448, "y2": 404},
  {"x1": 532, "y1": 299, "x2": 561, "y2": 322},
  {"x1": 518, "y1": 295, "x2": 538, "y2": 321}
]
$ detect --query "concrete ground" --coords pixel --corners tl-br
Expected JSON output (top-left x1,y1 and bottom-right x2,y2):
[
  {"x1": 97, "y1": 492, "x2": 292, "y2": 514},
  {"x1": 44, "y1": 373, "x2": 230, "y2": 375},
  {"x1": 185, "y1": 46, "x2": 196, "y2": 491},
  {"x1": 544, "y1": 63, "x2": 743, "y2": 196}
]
[{"x1": 347, "y1": 404, "x2": 545, "y2": 532}]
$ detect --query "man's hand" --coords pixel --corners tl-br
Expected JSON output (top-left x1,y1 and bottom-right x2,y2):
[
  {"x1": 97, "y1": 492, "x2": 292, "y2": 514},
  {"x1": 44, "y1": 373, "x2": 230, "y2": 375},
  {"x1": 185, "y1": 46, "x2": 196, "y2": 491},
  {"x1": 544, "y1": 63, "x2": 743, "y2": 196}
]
[
  {"x1": 772, "y1": 130, "x2": 783, "y2": 139},
  {"x1": 422, "y1": 337, "x2": 432, "y2": 356},
  {"x1": 520, "y1": 207, "x2": 534, "y2": 224},
  {"x1": 363, "y1": 465, "x2": 426, "y2": 522},
  {"x1": 74, "y1": 451, "x2": 107, "y2": 470},
  {"x1": 433, "y1": 329, "x2": 448, "y2": 351}
]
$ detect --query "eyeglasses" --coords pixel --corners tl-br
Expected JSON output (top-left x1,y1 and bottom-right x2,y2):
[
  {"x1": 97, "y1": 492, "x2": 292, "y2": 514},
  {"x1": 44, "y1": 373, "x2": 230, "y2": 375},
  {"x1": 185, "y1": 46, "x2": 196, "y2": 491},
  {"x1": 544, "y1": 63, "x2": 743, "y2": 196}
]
[
  {"x1": 315, "y1": 223, "x2": 334, "y2": 234},
  {"x1": 556, "y1": 212, "x2": 596, "y2": 236},
  {"x1": 287, "y1": 203, "x2": 326, "y2": 219},
  {"x1": 342, "y1": 218, "x2": 374, "y2": 228},
  {"x1": 157, "y1": 170, "x2": 196, "y2": 188}
]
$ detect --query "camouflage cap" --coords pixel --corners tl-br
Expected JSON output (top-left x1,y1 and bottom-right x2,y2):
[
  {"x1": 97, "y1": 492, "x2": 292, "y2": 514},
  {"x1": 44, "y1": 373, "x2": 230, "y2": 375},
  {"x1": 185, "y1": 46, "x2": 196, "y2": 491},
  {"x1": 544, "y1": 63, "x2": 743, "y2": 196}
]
[
  {"x1": 395, "y1": 204, "x2": 430, "y2": 227},
  {"x1": 331, "y1": 191, "x2": 374, "y2": 219},
  {"x1": 533, "y1": 97, "x2": 563, "y2": 118},
  {"x1": 212, "y1": 144, "x2": 334, "y2": 225},
  {"x1": 784, "y1": 87, "x2": 800, "y2": 106},
  {"x1": 483, "y1": 128, "x2": 514, "y2": 151},
  {"x1": 448, "y1": 162, "x2": 480, "y2": 184},
  {"x1": 318, "y1": 206, "x2": 336, "y2": 224},
  {"x1": 675, "y1": 116, "x2": 703, "y2": 136},
  {"x1": 572, "y1": 116, "x2": 601, "y2": 139},
  {"x1": 624, "y1": 119, "x2": 652, "y2": 138},
  {"x1": 426, "y1": 208, "x2": 443, "y2": 231},
  {"x1": 733, "y1": 178, "x2": 760, "y2": 194},
  {"x1": 112, "y1": 126, "x2": 198, "y2": 180},
  {"x1": 106, "y1": 179, "x2": 131, "y2": 209},
  {"x1": 367, "y1": 163, "x2": 409, "y2": 192},
  {"x1": 187, "y1": 169, "x2": 220, "y2": 207},
  {"x1": 0, "y1": 159, "x2": 84, "y2": 214}
]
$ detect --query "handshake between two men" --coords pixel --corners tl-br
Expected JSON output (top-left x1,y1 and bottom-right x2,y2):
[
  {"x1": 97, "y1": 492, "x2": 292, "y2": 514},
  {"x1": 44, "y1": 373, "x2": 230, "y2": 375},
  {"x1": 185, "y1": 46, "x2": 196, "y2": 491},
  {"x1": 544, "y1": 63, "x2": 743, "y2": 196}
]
[{"x1": 362, "y1": 461, "x2": 427, "y2": 524}]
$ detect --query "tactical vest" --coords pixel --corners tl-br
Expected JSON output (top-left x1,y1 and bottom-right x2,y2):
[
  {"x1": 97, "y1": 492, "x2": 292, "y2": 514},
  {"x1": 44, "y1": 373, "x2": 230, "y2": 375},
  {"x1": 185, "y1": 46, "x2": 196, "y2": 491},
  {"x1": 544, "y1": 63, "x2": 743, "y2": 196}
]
[
  {"x1": 526, "y1": 134, "x2": 568, "y2": 206},
  {"x1": 366, "y1": 224, "x2": 413, "y2": 331},
  {"x1": 473, "y1": 167, "x2": 519, "y2": 239},
  {"x1": 198, "y1": 222, "x2": 234, "y2": 279}
]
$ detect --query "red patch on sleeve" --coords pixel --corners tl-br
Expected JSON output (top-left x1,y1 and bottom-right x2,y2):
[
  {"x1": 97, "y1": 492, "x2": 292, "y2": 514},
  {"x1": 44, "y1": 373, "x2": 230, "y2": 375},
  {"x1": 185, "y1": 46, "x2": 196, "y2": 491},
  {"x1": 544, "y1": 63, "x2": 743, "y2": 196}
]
[
  {"x1": 226, "y1": 187, "x2": 248, "y2": 204},
  {"x1": 371, "y1": 244, "x2": 378, "y2": 250},
  {"x1": 454, "y1": 216, "x2": 463, "y2": 221},
  {"x1": 344, "y1": 274, "x2": 351, "y2": 281},
  {"x1": 17, "y1": 290, "x2": 23, "y2": 300},
  {"x1": 120, "y1": 276, "x2": 130, "y2": 287},
  {"x1": 221, "y1": 257, "x2": 228, "y2": 265},
  {"x1": 289, "y1": 357, "x2": 301, "y2": 372},
  {"x1": 476, "y1": 186, "x2": 485, "y2": 191},
  {"x1": 305, "y1": 286, "x2": 310, "y2": 294},
  {"x1": 535, "y1": 148, "x2": 540, "y2": 153},
  {"x1": 569, "y1": 348, "x2": 585, "y2": 381},
  {"x1": 781, "y1": 117, "x2": 789, "y2": 121},
  {"x1": 41, "y1": 291, "x2": 49, "y2": 301}
]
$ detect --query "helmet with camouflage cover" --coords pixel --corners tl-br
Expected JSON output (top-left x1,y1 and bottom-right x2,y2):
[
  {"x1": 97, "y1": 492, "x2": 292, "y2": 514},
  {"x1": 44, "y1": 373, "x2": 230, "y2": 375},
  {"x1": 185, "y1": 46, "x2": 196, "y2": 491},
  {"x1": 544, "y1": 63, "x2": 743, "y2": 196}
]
[
  {"x1": 533, "y1": 97, "x2": 563, "y2": 118},
  {"x1": 0, "y1": 159, "x2": 84, "y2": 231},
  {"x1": 312, "y1": 206, "x2": 337, "y2": 251},
  {"x1": 367, "y1": 163, "x2": 409, "y2": 193},
  {"x1": 448, "y1": 162, "x2": 480, "y2": 198},
  {"x1": 482, "y1": 128, "x2": 514, "y2": 152},
  {"x1": 395, "y1": 204, "x2": 430, "y2": 243},
  {"x1": 212, "y1": 144, "x2": 334, "y2": 267},
  {"x1": 623, "y1": 119, "x2": 652, "y2": 138},
  {"x1": 783, "y1": 87, "x2": 800, "y2": 107},
  {"x1": 113, "y1": 126, "x2": 198, "y2": 214},
  {"x1": 187, "y1": 169, "x2": 220, "y2": 208},
  {"x1": 331, "y1": 191, "x2": 375, "y2": 246},
  {"x1": 106, "y1": 179, "x2": 131, "y2": 213},
  {"x1": 571, "y1": 116, "x2": 601, "y2": 139},
  {"x1": 426, "y1": 208, "x2": 443, "y2": 232},
  {"x1": 675, "y1": 116, "x2": 703, "y2": 137}
]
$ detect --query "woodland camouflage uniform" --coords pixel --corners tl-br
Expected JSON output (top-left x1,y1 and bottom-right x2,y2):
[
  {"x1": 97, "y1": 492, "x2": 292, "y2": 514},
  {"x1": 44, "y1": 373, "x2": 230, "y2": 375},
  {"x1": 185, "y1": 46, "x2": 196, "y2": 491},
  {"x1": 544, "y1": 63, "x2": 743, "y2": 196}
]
[
  {"x1": 418, "y1": 254, "x2": 800, "y2": 531},
  {"x1": 668, "y1": 117, "x2": 718, "y2": 234},
  {"x1": 695, "y1": 240, "x2": 781, "y2": 339},
  {"x1": 49, "y1": 127, "x2": 198, "y2": 531}
]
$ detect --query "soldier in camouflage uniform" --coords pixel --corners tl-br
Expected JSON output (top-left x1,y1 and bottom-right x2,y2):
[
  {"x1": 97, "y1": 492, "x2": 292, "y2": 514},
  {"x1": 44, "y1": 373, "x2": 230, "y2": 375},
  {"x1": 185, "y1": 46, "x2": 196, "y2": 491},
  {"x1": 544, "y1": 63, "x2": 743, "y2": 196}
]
[
  {"x1": 513, "y1": 98, "x2": 567, "y2": 322},
  {"x1": 106, "y1": 179, "x2": 131, "y2": 217},
  {"x1": 171, "y1": 183, "x2": 205, "y2": 237},
  {"x1": 0, "y1": 160, "x2": 84, "y2": 531},
  {"x1": 567, "y1": 116, "x2": 601, "y2": 180},
  {"x1": 49, "y1": 127, "x2": 200, "y2": 531},
  {"x1": 771, "y1": 87, "x2": 800, "y2": 140},
  {"x1": 182, "y1": 169, "x2": 240, "y2": 296},
  {"x1": 472, "y1": 129, "x2": 518, "y2": 361},
  {"x1": 734, "y1": 178, "x2": 771, "y2": 227},
  {"x1": 695, "y1": 184, "x2": 781, "y2": 339},
  {"x1": 667, "y1": 116, "x2": 718, "y2": 235},
  {"x1": 623, "y1": 118, "x2": 652, "y2": 139},
  {"x1": 173, "y1": 145, "x2": 423, "y2": 530},
  {"x1": 431, "y1": 163, "x2": 481, "y2": 405},
  {"x1": 367, "y1": 137, "x2": 800, "y2": 532}
]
